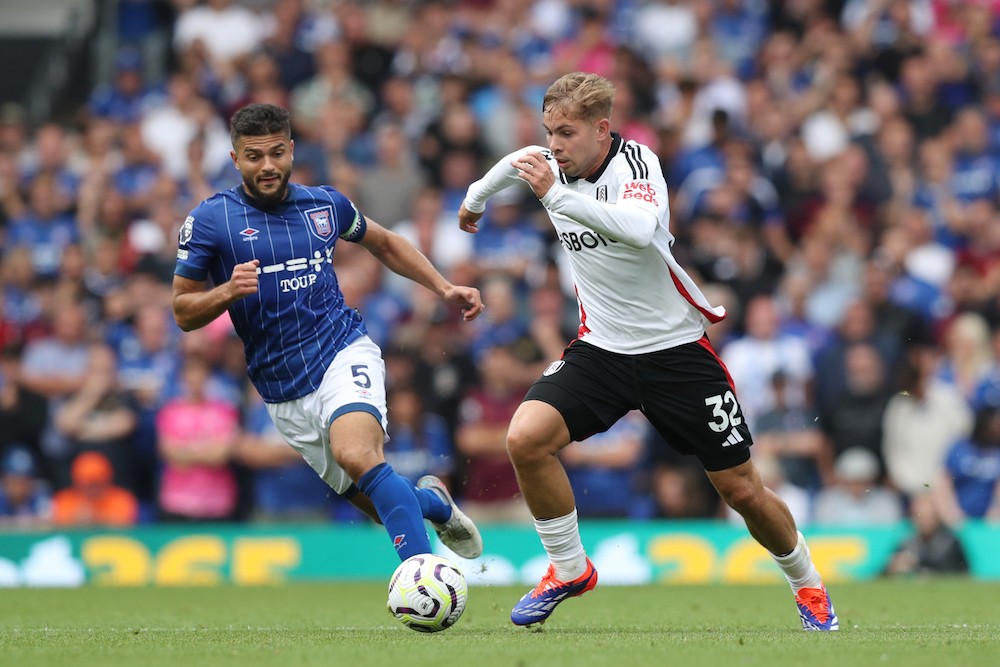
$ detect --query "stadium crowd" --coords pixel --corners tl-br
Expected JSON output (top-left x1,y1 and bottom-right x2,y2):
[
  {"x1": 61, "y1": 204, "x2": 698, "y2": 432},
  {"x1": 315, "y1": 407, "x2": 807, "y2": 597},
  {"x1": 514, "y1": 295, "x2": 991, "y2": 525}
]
[{"x1": 1, "y1": 0, "x2": 999, "y2": 546}]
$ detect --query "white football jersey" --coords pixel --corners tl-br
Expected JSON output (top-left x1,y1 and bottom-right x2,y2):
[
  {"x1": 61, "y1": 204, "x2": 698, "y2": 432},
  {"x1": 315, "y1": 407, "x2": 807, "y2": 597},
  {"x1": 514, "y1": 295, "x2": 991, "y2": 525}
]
[{"x1": 465, "y1": 135, "x2": 725, "y2": 355}]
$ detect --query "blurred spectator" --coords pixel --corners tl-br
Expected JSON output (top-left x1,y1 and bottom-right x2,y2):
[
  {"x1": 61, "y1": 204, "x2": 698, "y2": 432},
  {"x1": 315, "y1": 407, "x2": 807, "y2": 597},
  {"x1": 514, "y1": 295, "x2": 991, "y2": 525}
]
[
  {"x1": 17, "y1": 123, "x2": 81, "y2": 204},
  {"x1": 454, "y1": 344, "x2": 531, "y2": 522},
  {"x1": 223, "y1": 51, "x2": 290, "y2": 119},
  {"x1": 899, "y1": 54, "x2": 953, "y2": 140},
  {"x1": 469, "y1": 274, "x2": 533, "y2": 364},
  {"x1": 650, "y1": 446, "x2": 721, "y2": 519},
  {"x1": 861, "y1": 257, "x2": 931, "y2": 353},
  {"x1": 936, "y1": 311, "x2": 994, "y2": 403},
  {"x1": 140, "y1": 73, "x2": 231, "y2": 182},
  {"x1": 260, "y1": 0, "x2": 319, "y2": 91},
  {"x1": 468, "y1": 187, "x2": 548, "y2": 288},
  {"x1": 54, "y1": 344, "x2": 138, "y2": 491},
  {"x1": 814, "y1": 447, "x2": 902, "y2": 525},
  {"x1": 949, "y1": 106, "x2": 998, "y2": 204},
  {"x1": 721, "y1": 294, "x2": 813, "y2": 430},
  {"x1": 355, "y1": 122, "x2": 426, "y2": 228},
  {"x1": 385, "y1": 187, "x2": 473, "y2": 297},
  {"x1": 156, "y1": 355, "x2": 239, "y2": 522},
  {"x1": 933, "y1": 405, "x2": 1000, "y2": 527},
  {"x1": 383, "y1": 383, "x2": 454, "y2": 485},
  {"x1": 291, "y1": 40, "x2": 375, "y2": 142},
  {"x1": 882, "y1": 345, "x2": 973, "y2": 501},
  {"x1": 173, "y1": 0, "x2": 265, "y2": 76},
  {"x1": 0, "y1": 345, "x2": 48, "y2": 475},
  {"x1": 562, "y1": 411, "x2": 650, "y2": 519},
  {"x1": 819, "y1": 341, "x2": 893, "y2": 470},
  {"x1": 884, "y1": 492, "x2": 968, "y2": 577},
  {"x1": 233, "y1": 388, "x2": 333, "y2": 522},
  {"x1": 5, "y1": 174, "x2": 80, "y2": 280},
  {"x1": 19, "y1": 302, "x2": 93, "y2": 486},
  {"x1": 406, "y1": 307, "x2": 480, "y2": 441},
  {"x1": 51, "y1": 451, "x2": 138, "y2": 527},
  {"x1": 0, "y1": 446, "x2": 52, "y2": 528},
  {"x1": 88, "y1": 47, "x2": 164, "y2": 123},
  {"x1": 753, "y1": 370, "x2": 831, "y2": 493},
  {"x1": 813, "y1": 300, "x2": 898, "y2": 414}
]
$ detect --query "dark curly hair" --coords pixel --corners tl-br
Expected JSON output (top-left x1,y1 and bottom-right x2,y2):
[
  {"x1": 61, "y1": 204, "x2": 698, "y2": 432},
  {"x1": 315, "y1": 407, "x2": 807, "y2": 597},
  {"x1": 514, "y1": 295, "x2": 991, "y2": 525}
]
[{"x1": 229, "y1": 103, "x2": 291, "y2": 147}]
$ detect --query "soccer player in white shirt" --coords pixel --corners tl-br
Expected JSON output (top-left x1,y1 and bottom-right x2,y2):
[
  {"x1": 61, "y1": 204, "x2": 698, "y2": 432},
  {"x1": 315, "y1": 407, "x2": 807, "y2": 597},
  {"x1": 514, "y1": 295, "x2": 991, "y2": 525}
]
[{"x1": 459, "y1": 72, "x2": 837, "y2": 631}]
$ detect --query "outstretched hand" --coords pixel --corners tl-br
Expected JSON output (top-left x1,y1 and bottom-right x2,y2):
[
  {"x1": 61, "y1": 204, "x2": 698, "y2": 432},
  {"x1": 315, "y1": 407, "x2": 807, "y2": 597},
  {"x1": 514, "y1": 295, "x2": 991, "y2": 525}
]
[
  {"x1": 458, "y1": 203, "x2": 483, "y2": 234},
  {"x1": 443, "y1": 285, "x2": 485, "y2": 321}
]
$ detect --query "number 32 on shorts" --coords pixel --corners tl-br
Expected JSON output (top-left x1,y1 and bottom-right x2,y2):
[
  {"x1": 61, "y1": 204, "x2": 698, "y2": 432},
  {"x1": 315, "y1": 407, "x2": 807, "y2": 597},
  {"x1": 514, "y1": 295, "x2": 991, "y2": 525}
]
[{"x1": 704, "y1": 391, "x2": 743, "y2": 433}]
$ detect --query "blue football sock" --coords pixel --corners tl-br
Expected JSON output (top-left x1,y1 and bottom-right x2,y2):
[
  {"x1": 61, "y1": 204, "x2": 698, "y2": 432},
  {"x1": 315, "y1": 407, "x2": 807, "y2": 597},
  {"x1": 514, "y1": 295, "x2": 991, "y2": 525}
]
[
  {"x1": 415, "y1": 487, "x2": 452, "y2": 525},
  {"x1": 357, "y1": 463, "x2": 431, "y2": 560}
]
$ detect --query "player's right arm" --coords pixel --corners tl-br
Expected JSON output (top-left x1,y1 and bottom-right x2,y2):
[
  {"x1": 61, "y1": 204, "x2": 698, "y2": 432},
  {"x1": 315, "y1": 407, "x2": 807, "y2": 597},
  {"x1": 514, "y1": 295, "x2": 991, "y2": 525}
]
[
  {"x1": 171, "y1": 204, "x2": 257, "y2": 332},
  {"x1": 172, "y1": 259, "x2": 259, "y2": 332},
  {"x1": 460, "y1": 145, "x2": 547, "y2": 233}
]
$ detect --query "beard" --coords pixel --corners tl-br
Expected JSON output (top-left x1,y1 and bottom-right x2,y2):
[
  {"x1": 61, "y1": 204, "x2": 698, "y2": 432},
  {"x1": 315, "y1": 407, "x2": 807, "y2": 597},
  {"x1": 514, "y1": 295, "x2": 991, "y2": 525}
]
[{"x1": 242, "y1": 169, "x2": 291, "y2": 208}]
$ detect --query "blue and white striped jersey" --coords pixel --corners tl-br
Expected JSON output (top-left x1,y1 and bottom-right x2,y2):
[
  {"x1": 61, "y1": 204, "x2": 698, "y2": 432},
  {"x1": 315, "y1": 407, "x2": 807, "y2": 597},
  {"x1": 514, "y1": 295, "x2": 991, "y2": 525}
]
[{"x1": 174, "y1": 183, "x2": 369, "y2": 403}]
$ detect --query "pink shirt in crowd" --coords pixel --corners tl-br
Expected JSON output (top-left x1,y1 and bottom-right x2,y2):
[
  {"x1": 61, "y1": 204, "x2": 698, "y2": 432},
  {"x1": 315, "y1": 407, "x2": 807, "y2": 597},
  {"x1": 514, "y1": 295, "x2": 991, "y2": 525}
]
[{"x1": 156, "y1": 399, "x2": 238, "y2": 519}]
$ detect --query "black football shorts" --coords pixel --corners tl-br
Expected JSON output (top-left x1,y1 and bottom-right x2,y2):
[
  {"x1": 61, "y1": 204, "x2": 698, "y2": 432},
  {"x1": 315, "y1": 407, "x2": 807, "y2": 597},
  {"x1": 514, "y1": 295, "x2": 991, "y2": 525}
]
[{"x1": 525, "y1": 336, "x2": 752, "y2": 471}]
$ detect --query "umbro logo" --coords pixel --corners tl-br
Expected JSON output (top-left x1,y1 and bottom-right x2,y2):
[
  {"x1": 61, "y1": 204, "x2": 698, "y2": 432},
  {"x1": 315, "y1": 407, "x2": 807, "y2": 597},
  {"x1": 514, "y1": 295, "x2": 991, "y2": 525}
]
[{"x1": 240, "y1": 226, "x2": 259, "y2": 242}]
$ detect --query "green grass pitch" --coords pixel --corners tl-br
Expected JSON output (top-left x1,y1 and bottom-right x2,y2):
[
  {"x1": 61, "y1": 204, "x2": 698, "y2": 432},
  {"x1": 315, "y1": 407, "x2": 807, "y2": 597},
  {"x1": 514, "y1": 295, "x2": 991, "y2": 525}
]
[{"x1": 2, "y1": 579, "x2": 998, "y2": 667}]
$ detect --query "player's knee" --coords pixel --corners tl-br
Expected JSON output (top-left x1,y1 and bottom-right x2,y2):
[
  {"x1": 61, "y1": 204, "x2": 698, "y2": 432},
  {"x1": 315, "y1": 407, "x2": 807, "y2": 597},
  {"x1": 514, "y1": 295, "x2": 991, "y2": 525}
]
[
  {"x1": 506, "y1": 427, "x2": 547, "y2": 465},
  {"x1": 720, "y1": 481, "x2": 760, "y2": 516},
  {"x1": 333, "y1": 446, "x2": 381, "y2": 481}
]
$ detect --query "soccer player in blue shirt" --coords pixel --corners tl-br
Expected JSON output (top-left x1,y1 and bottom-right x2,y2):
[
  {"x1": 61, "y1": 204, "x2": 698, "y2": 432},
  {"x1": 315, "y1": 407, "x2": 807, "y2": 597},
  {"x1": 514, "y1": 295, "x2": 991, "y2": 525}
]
[{"x1": 171, "y1": 103, "x2": 483, "y2": 562}]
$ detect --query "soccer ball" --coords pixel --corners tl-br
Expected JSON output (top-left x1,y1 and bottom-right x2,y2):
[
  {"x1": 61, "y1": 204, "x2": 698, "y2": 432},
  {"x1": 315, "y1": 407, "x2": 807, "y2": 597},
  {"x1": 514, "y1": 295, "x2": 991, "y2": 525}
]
[{"x1": 387, "y1": 553, "x2": 468, "y2": 632}]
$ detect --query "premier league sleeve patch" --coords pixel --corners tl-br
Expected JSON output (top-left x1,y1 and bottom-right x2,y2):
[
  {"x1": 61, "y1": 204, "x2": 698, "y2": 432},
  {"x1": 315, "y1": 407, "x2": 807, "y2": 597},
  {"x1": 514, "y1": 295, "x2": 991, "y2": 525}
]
[{"x1": 178, "y1": 215, "x2": 194, "y2": 246}]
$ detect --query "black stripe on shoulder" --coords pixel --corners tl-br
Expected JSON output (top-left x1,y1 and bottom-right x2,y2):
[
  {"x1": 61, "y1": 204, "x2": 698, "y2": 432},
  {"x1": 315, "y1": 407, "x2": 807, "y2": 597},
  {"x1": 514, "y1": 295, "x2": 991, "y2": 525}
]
[
  {"x1": 619, "y1": 141, "x2": 638, "y2": 180},
  {"x1": 625, "y1": 142, "x2": 648, "y2": 180}
]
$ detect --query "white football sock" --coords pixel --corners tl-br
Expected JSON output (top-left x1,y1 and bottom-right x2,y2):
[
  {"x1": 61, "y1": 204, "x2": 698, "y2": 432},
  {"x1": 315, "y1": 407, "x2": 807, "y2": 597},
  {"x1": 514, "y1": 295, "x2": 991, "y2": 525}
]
[
  {"x1": 770, "y1": 531, "x2": 823, "y2": 592},
  {"x1": 535, "y1": 509, "x2": 587, "y2": 581}
]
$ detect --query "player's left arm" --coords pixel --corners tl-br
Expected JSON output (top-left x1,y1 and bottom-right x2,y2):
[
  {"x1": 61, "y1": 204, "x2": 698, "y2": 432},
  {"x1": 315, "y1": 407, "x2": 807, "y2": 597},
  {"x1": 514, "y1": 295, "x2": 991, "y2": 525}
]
[{"x1": 358, "y1": 217, "x2": 484, "y2": 321}]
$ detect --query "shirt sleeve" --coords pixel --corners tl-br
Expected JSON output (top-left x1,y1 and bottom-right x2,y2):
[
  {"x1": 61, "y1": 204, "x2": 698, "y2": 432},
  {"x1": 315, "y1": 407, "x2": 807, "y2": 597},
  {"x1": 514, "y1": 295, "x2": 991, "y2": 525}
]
[
  {"x1": 174, "y1": 202, "x2": 218, "y2": 282},
  {"x1": 540, "y1": 142, "x2": 665, "y2": 249},
  {"x1": 322, "y1": 186, "x2": 367, "y2": 242},
  {"x1": 463, "y1": 145, "x2": 548, "y2": 213},
  {"x1": 539, "y1": 186, "x2": 660, "y2": 249}
]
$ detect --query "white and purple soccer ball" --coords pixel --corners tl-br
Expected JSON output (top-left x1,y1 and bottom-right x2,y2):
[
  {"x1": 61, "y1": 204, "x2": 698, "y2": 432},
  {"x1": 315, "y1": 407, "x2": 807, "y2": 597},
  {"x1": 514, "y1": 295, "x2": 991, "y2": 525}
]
[{"x1": 387, "y1": 554, "x2": 468, "y2": 633}]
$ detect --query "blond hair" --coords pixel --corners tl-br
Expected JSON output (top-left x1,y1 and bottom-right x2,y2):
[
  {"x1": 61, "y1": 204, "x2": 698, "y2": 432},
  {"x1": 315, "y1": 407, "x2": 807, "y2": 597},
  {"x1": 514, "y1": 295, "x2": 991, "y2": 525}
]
[{"x1": 542, "y1": 72, "x2": 615, "y2": 122}]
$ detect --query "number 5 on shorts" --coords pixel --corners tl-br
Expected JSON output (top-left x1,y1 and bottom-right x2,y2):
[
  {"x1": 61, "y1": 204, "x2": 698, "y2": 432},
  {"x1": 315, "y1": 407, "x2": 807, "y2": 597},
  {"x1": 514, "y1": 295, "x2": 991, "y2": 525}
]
[{"x1": 352, "y1": 364, "x2": 371, "y2": 388}]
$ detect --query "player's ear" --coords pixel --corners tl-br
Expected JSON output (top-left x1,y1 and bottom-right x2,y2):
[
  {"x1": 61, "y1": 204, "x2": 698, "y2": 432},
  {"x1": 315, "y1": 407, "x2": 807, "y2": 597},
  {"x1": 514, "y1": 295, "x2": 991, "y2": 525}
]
[
  {"x1": 595, "y1": 118, "x2": 611, "y2": 140},
  {"x1": 289, "y1": 138, "x2": 295, "y2": 162},
  {"x1": 230, "y1": 150, "x2": 238, "y2": 169}
]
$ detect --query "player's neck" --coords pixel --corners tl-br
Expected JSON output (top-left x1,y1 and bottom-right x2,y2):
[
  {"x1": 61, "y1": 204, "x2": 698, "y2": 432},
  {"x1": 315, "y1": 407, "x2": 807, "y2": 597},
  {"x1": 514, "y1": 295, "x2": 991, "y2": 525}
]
[
  {"x1": 241, "y1": 182, "x2": 291, "y2": 209},
  {"x1": 578, "y1": 136, "x2": 615, "y2": 181}
]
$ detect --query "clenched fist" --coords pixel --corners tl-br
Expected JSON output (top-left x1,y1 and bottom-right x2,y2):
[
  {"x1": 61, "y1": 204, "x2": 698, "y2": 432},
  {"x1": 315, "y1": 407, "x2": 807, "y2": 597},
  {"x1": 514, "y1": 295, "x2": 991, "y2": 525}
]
[{"x1": 228, "y1": 259, "x2": 260, "y2": 301}]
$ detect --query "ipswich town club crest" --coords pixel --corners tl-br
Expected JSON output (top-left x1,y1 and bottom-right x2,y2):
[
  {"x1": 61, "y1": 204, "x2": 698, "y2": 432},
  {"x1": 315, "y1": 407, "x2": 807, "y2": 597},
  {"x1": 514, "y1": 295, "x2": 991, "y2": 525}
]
[{"x1": 305, "y1": 205, "x2": 334, "y2": 240}]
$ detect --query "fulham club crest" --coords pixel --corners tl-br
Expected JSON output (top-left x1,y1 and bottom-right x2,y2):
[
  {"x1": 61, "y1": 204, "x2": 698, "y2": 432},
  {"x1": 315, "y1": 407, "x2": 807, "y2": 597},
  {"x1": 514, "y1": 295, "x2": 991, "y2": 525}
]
[
  {"x1": 543, "y1": 360, "x2": 565, "y2": 376},
  {"x1": 596, "y1": 185, "x2": 607, "y2": 202}
]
